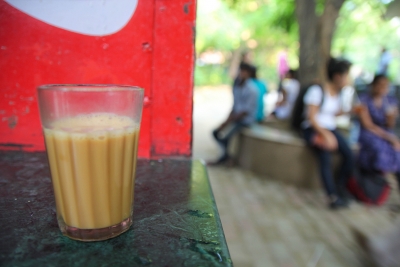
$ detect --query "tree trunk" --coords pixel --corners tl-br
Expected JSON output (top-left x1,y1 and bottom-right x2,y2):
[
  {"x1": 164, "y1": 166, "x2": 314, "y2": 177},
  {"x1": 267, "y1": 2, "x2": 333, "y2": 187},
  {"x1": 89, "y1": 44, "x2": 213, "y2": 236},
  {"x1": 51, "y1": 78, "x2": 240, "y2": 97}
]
[
  {"x1": 296, "y1": 0, "x2": 320, "y2": 86},
  {"x1": 295, "y1": 0, "x2": 345, "y2": 86},
  {"x1": 228, "y1": 48, "x2": 242, "y2": 79}
]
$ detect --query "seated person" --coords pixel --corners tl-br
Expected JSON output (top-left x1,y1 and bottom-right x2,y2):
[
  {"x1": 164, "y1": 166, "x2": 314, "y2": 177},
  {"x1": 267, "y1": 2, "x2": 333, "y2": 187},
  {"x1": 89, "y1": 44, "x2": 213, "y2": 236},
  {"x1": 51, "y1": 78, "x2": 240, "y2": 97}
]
[
  {"x1": 270, "y1": 69, "x2": 300, "y2": 120},
  {"x1": 302, "y1": 58, "x2": 353, "y2": 209},
  {"x1": 358, "y1": 74, "x2": 400, "y2": 176},
  {"x1": 249, "y1": 66, "x2": 268, "y2": 122},
  {"x1": 211, "y1": 63, "x2": 258, "y2": 164}
]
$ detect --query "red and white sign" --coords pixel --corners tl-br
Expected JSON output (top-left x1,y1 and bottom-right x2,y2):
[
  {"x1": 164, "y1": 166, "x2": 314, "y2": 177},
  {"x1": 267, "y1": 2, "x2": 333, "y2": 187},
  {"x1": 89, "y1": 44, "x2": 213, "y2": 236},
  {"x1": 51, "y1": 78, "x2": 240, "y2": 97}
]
[{"x1": 0, "y1": 0, "x2": 196, "y2": 158}]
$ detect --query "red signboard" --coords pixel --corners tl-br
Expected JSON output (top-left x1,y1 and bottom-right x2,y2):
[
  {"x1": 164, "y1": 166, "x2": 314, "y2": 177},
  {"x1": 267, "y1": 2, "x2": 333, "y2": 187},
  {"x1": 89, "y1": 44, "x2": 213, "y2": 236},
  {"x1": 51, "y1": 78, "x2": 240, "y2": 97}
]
[{"x1": 0, "y1": 0, "x2": 195, "y2": 158}]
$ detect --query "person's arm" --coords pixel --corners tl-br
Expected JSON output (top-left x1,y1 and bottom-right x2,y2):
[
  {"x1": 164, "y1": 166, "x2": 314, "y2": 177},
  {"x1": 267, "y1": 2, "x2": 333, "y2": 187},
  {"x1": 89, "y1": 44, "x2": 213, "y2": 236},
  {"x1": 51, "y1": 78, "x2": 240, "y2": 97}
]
[
  {"x1": 277, "y1": 90, "x2": 288, "y2": 106},
  {"x1": 386, "y1": 108, "x2": 398, "y2": 129},
  {"x1": 386, "y1": 98, "x2": 398, "y2": 129},
  {"x1": 359, "y1": 104, "x2": 400, "y2": 148},
  {"x1": 234, "y1": 84, "x2": 258, "y2": 122},
  {"x1": 217, "y1": 110, "x2": 235, "y2": 130},
  {"x1": 335, "y1": 105, "x2": 347, "y2": 116},
  {"x1": 303, "y1": 85, "x2": 338, "y2": 150},
  {"x1": 307, "y1": 105, "x2": 338, "y2": 150},
  {"x1": 277, "y1": 81, "x2": 288, "y2": 106},
  {"x1": 335, "y1": 110, "x2": 346, "y2": 117},
  {"x1": 218, "y1": 85, "x2": 255, "y2": 129},
  {"x1": 226, "y1": 111, "x2": 247, "y2": 122},
  {"x1": 227, "y1": 100, "x2": 248, "y2": 123},
  {"x1": 335, "y1": 91, "x2": 347, "y2": 117}
]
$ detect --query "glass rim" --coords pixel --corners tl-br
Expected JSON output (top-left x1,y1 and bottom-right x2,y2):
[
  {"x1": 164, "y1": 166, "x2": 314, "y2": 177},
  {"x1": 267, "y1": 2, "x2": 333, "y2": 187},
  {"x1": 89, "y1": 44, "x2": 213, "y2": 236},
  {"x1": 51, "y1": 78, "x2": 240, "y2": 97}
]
[{"x1": 37, "y1": 84, "x2": 144, "y2": 92}]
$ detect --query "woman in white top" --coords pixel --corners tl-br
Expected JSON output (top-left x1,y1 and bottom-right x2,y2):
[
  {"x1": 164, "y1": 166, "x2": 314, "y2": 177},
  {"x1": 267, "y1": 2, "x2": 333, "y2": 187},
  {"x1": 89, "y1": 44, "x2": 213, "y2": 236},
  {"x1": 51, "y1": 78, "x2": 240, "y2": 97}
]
[
  {"x1": 273, "y1": 69, "x2": 300, "y2": 120},
  {"x1": 302, "y1": 58, "x2": 353, "y2": 209}
]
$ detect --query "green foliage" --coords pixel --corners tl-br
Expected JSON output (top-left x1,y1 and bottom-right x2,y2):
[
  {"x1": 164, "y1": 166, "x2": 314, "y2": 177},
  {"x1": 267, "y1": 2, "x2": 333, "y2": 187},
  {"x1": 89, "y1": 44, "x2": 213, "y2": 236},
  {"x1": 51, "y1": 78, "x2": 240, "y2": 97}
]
[
  {"x1": 195, "y1": 65, "x2": 231, "y2": 86},
  {"x1": 196, "y1": 1, "x2": 243, "y2": 53},
  {"x1": 195, "y1": 0, "x2": 299, "y2": 86},
  {"x1": 195, "y1": 0, "x2": 400, "y2": 86},
  {"x1": 333, "y1": 0, "x2": 400, "y2": 82},
  {"x1": 266, "y1": 0, "x2": 297, "y2": 33},
  {"x1": 316, "y1": 0, "x2": 327, "y2": 16}
]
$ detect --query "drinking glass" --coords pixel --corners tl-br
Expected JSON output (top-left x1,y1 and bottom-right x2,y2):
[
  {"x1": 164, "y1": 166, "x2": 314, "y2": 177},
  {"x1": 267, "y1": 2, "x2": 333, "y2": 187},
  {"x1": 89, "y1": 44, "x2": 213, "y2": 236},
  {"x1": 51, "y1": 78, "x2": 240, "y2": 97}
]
[{"x1": 37, "y1": 84, "x2": 144, "y2": 241}]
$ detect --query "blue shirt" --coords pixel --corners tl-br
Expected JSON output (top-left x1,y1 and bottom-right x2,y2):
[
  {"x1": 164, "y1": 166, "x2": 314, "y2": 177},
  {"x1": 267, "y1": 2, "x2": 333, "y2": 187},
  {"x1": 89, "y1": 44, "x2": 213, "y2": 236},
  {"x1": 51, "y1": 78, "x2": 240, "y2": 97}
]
[
  {"x1": 252, "y1": 79, "x2": 268, "y2": 121},
  {"x1": 232, "y1": 79, "x2": 259, "y2": 125}
]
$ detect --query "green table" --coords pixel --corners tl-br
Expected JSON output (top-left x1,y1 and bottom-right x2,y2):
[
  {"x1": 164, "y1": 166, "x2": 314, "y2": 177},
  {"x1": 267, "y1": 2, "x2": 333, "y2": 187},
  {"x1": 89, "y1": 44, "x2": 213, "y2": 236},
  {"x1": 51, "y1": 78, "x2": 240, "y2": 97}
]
[{"x1": 0, "y1": 152, "x2": 231, "y2": 266}]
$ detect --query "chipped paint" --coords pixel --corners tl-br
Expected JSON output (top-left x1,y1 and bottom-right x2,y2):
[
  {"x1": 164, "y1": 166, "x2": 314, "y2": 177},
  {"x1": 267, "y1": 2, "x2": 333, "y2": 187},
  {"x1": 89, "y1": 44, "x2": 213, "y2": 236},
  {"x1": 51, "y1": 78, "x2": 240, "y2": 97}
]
[
  {"x1": 183, "y1": 2, "x2": 191, "y2": 14},
  {"x1": 7, "y1": 115, "x2": 18, "y2": 129}
]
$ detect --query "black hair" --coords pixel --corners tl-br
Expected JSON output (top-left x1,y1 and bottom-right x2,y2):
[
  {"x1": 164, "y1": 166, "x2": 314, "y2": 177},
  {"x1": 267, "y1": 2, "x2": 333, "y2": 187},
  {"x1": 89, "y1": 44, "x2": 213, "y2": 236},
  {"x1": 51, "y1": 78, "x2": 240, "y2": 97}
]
[
  {"x1": 249, "y1": 65, "x2": 257, "y2": 79},
  {"x1": 287, "y1": 69, "x2": 298, "y2": 79},
  {"x1": 239, "y1": 63, "x2": 255, "y2": 75},
  {"x1": 327, "y1": 57, "x2": 352, "y2": 81},
  {"x1": 371, "y1": 74, "x2": 388, "y2": 85}
]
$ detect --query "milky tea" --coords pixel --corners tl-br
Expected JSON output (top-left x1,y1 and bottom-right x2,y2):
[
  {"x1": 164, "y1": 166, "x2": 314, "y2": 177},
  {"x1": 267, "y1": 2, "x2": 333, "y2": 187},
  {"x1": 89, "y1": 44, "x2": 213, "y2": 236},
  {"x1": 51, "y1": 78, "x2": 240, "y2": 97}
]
[{"x1": 38, "y1": 85, "x2": 143, "y2": 241}]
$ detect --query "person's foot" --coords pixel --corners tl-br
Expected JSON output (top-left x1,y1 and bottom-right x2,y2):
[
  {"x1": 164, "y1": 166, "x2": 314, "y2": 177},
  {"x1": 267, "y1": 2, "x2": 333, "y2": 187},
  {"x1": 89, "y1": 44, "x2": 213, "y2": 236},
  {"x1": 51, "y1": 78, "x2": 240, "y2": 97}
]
[
  {"x1": 337, "y1": 187, "x2": 353, "y2": 205},
  {"x1": 329, "y1": 197, "x2": 349, "y2": 210},
  {"x1": 225, "y1": 157, "x2": 236, "y2": 167},
  {"x1": 207, "y1": 155, "x2": 229, "y2": 166}
]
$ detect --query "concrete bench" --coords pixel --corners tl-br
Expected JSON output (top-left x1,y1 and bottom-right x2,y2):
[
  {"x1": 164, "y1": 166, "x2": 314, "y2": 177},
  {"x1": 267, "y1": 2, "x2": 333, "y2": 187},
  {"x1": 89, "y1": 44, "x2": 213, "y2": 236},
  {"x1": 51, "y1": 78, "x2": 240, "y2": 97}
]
[
  {"x1": 233, "y1": 120, "x2": 354, "y2": 189},
  {"x1": 234, "y1": 124, "x2": 321, "y2": 189}
]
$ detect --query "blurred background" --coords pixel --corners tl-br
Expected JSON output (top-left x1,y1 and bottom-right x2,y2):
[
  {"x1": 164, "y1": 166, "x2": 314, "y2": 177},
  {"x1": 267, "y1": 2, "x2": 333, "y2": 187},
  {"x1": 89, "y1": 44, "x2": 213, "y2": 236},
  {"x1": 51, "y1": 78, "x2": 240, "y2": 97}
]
[
  {"x1": 195, "y1": 0, "x2": 400, "y2": 88},
  {"x1": 193, "y1": 1, "x2": 400, "y2": 266}
]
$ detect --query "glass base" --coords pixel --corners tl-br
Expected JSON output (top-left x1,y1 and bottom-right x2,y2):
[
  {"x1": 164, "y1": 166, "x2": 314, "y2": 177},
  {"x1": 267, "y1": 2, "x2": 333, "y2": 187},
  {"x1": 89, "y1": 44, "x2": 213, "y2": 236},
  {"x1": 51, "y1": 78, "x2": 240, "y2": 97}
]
[{"x1": 58, "y1": 217, "x2": 133, "y2": 242}]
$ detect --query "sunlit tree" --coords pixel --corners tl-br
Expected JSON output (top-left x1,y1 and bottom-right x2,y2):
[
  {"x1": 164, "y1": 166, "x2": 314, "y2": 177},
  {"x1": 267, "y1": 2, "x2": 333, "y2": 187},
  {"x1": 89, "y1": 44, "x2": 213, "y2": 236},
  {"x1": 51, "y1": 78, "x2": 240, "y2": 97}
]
[{"x1": 196, "y1": 0, "x2": 398, "y2": 86}]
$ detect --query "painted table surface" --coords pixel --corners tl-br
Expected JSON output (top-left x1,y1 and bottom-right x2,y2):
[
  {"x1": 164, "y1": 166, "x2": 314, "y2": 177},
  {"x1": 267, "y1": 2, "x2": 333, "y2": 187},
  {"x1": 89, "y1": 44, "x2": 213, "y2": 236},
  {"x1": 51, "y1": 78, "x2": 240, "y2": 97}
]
[{"x1": 0, "y1": 152, "x2": 231, "y2": 267}]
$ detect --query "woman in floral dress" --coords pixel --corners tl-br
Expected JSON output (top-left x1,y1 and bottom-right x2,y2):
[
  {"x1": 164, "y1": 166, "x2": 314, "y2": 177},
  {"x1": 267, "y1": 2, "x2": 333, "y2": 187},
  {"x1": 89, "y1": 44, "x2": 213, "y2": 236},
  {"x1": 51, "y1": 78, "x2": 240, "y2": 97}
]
[{"x1": 358, "y1": 75, "x2": 400, "y2": 174}]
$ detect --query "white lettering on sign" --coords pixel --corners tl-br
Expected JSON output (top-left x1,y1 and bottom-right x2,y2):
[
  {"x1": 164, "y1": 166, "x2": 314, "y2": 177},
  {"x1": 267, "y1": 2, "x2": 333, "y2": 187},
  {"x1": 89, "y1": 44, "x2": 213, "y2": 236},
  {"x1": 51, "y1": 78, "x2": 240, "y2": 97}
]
[{"x1": 5, "y1": 0, "x2": 138, "y2": 36}]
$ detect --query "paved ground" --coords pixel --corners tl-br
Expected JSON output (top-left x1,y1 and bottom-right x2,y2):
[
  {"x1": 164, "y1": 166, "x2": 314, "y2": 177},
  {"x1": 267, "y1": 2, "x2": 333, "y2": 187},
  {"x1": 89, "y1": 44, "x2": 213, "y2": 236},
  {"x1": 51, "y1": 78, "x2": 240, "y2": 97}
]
[{"x1": 192, "y1": 86, "x2": 400, "y2": 267}]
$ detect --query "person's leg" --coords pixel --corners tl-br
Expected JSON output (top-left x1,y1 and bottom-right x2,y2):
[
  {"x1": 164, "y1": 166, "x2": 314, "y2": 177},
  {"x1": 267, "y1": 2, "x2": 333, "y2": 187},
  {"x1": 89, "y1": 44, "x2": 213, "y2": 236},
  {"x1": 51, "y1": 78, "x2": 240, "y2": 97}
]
[
  {"x1": 333, "y1": 130, "x2": 354, "y2": 193},
  {"x1": 212, "y1": 127, "x2": 228, "y2": 163},
  {"x1": 303, "y1": 128, "x2": 337, "y2": 197},
  {"x1": 303, "y1": 128, "x2": 347, "y2": 208},
  {"x1": 221, "y1": 122, "x2": 245, "y2": 154},
  {"x1": 314, "y1": 148, "x2": 337, "y2": 197},
  {"x1": 213, "y1": 122, "x2": 245, "y2": 162},
  {"x1": 316, "y1": 147, "x2": 349, "y2": 208},
  {"x1": 212, "y1": 128, "x2": 223, "y2": 144}
]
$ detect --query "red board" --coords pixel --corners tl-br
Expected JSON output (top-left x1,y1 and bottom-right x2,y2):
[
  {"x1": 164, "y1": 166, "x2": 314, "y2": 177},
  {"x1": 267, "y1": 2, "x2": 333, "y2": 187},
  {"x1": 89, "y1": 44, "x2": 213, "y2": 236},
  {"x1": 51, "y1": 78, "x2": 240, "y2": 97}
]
[{"x1": 0, "y1": 0, "x2": 195, "y2": 158}]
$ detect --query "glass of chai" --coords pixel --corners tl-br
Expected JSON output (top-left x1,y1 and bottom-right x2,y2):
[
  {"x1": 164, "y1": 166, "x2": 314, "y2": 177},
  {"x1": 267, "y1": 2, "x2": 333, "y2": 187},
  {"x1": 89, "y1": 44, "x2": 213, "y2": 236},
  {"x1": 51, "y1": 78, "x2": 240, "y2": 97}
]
[{"x1": 37, "y1": 84, "x2": 144, "y2": 241}]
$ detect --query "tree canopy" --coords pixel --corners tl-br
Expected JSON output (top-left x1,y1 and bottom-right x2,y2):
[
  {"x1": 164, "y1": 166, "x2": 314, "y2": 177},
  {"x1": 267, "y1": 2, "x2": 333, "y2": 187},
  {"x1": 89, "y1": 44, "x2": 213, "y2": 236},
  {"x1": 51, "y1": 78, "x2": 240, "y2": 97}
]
[{"x1": 195, "y1": 0, "x2": 400, "y2": 86}]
